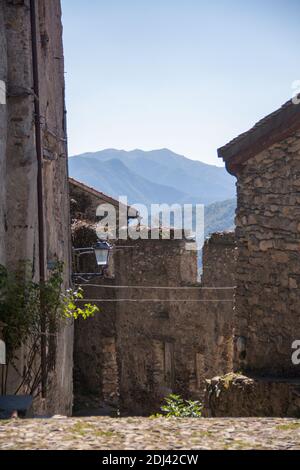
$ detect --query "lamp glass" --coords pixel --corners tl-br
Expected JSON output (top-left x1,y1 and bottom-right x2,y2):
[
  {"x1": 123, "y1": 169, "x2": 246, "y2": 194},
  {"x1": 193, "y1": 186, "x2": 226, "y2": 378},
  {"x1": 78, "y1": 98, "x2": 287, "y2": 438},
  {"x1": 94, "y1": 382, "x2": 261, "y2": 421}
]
[{"x1": 94, "y1": 242, "x2": 110, "y2": 266}]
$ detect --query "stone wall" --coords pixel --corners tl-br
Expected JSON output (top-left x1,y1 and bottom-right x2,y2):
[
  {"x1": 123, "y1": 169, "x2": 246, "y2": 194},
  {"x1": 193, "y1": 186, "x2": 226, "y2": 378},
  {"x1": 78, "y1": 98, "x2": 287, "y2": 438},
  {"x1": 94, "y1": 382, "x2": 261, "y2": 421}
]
[
  {"x1": 202, "y1": 232, "x2": 236, "y2": 287},
  {"x1": 73, "y1": 278, "x2": 119, "y2": 413},
  {"x1": 205, "y1": 373, "x2": 300, "y2": 417},
  {"x1": 114, "y1": 237, "x2": 198, "y2": 415},
  {"x1": 0, "y1": 0, "x2": 73, "y2": 415},
  {"x1": 70, "y1": 180, "x2": 111, "y2": 223},
  {"x1": 234, "y1": 131, "x2": 300, "y2": 377},
  {"x1": 4, "y1": 0, "x2": 37, "y2": 270},
  {"x1": 114, "y1": 235, "x2": 235, "y2": 415},
  {"x1": 69, "y1": 178, "x2": 137, "y2": 230},
  {"x1": 37, "y1": 0, "x2": 73, "y2": 415},
  {"x1": 0, "y1": 5, "x2": 7, "y2": 266},
  {"x1": 73, "y1": 230, "x2": 236, "y2": 416}
]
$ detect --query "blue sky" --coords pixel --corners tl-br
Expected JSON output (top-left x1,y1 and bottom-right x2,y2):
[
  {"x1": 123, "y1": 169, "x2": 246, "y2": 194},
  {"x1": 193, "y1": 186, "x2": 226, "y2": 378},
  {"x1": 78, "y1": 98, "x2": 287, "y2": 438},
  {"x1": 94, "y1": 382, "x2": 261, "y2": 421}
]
[{"x1": 62, "y1": 0, "x2": 300, "y2": 165}]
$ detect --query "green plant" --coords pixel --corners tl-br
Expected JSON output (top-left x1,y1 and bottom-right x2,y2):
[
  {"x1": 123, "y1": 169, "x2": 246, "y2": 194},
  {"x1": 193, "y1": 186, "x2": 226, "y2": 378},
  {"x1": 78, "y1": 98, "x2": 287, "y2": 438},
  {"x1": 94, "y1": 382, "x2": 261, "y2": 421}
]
[
  {"x1": 156, "y1": 394, "x2": 202, "y2": 418},
  {"x1": 62, "y1": 287, "x2": 99, "y2": 320},
  {"x1": 0, "y1": 261, "x2": 99, "y2": 396}
]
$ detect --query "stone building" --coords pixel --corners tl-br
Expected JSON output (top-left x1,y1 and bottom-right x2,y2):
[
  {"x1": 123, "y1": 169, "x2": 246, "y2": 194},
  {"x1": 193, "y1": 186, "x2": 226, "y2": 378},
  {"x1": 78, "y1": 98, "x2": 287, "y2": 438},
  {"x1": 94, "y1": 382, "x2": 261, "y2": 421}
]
[
  {"x1": 69, "y1": 177, "x2": 138, "y2": 225},
  {"x1": 206, "y1": 99, "x2": 300, "y2": 417},
  {"x1": 72, "y1": 179, "x2": 236, "y2": 415},
  {"x1": 0, "y1": 0, "x2": 72, "y2": 415},
  {"x1": 70, "y1": 178, "x2": 139, "y2": 412},
  {"x1": 70, "y1": 177, "x2": 138, "y2": 277}
]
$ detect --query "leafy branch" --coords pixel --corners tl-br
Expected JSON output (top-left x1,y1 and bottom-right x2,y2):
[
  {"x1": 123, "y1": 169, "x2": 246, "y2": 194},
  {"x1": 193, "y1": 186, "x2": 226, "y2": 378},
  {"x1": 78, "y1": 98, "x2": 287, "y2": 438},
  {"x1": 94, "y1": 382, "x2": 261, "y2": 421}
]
[{"x1": 0, "y1": 261, "x2": 99, "y2": 396}]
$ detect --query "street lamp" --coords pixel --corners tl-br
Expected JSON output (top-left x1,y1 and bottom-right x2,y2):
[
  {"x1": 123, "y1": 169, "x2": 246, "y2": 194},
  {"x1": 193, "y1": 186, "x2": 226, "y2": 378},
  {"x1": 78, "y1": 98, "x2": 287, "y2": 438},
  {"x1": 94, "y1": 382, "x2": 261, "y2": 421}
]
[
  {"x1": 72, "y1": 240, "x2": 112, "y2": 282},
  {"x1": 94, "y1": 240, "x2": 111, "y2": 267}
]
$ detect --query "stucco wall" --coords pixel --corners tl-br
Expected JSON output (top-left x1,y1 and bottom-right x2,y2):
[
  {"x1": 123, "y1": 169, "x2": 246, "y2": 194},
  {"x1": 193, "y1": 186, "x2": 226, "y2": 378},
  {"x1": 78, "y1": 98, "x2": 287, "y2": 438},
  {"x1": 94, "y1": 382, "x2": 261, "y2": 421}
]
[{"x1": 234, "y1": 131, "x2": 300, "y2": 376}]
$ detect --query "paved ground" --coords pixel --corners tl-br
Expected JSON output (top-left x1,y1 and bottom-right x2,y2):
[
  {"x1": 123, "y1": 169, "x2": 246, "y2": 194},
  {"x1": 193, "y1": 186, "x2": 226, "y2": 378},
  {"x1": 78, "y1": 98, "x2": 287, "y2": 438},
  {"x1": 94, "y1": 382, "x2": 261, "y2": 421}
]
[{"x1": 1, "y1": 417, "x2": 300, "y2": 450}]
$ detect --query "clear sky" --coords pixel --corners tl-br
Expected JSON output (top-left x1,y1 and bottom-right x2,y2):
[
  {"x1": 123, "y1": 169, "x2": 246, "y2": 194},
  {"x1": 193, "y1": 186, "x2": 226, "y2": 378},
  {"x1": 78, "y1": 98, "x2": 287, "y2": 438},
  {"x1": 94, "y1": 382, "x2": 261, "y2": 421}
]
[{"x1": 62, "y1": 0, "x2": 300, "y2": 166}]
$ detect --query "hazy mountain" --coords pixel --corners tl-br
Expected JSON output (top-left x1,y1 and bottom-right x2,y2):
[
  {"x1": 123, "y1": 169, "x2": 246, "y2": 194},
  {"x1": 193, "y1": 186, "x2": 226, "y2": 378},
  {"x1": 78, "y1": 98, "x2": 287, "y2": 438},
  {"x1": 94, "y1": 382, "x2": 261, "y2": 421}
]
[
  {"x1": 69, "y1": 149, "x2": 236, "y2": 269},
  {"x1": 69, "y1": 148, "x2": 236, "y2": 206},
  {"x1": 69, "y1": 149, "x2": 236, "y2": 240},
  {"x1": 205, "y1": 198, "x2": 236, "y2": 236},
  {"x1": 68, "y1": 156, "x2": 186, "y2": 206}
]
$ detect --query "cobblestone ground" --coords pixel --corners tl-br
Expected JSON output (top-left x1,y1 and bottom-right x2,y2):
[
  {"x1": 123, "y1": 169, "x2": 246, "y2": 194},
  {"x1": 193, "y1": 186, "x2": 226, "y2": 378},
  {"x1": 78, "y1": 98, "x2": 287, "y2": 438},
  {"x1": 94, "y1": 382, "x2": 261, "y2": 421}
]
[{"x1": 1, "y1": 417, "x2": 300, "y2": 450}]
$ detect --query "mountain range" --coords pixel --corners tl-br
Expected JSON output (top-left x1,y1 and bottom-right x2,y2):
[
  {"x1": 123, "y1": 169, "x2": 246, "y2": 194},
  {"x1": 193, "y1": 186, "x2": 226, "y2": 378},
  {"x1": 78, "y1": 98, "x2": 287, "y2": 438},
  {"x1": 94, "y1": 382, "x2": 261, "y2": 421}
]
[{"x1": 69, "y1": 148, "x2": 237, "y2": 237}]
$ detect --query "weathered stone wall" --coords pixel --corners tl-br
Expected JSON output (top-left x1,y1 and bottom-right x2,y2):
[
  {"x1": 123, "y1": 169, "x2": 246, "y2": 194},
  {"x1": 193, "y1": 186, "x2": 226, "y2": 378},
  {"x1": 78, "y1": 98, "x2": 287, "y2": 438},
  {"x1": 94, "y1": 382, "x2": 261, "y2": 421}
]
[
  {"x1": 70, "y1": 178, "x2": 140, "y2": 279},
  {"x1": 0, "y1": 5, "x2": 7, "y2": 266},
  {"x1": 0, "y1": 0, "x2": 72, "y2": 415},
  {"x1": 202, "y1": 232, "x2": 236, "y2": 287},
  {"x1": 37, "y1": 0, "x2": 73, "y2": 415},
  {"x1": 73, "y1": 278, "x2": 119, "y2": 413},
  {"x1": 114, "y1": 237, "x2": 198, "y2": 415},
  {"x1": 4, "y1": 0, "x2": 37, "y2": 270},
  {"x1": 69, "y1": 178, "x2": 137, "y2": 230},
  {"x1": 73, "y1": 229, "x2": 236, "y2": 415},
  {"x1": 205, "y1": 373, "x2": 300, "y2": 417},
  {"x1": 70, "y1": 180, "x2": 109, "y2": 223},
  {"x1": 113, "y1": 235, "x2": 235, "y2": 415},
  {"x1": 234, "y1": 131, "x2": 300, "y2": 377}
]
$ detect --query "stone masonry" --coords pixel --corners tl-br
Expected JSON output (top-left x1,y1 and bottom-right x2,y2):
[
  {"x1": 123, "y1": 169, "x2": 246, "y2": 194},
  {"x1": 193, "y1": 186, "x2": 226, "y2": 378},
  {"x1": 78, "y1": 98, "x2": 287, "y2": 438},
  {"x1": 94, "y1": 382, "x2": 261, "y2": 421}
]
[
  {"x1": 71, "y1": 179, "x2": 138, "y2": 413},
  {"x1": 69, "y1": 177, "x2": 138, "y2": 226},
  {"x1": 206, "y1": 99, "x2": 300, "y2": 417},
  {"x1": 202, "y1": 232, "x2": 236, "y2": 288},
  {"x1": 114, "y1": 234, "x2": 235, "y2": 415},
  {"x1": 71, "y1": 178, "x2": 236, "y2": 416},
  {"x1": 0, "y1": 6, "x2": 7, "y2": 267},
  {"x1": 234, "y1": 131, "x2": 300, "y2": 376},
  {"x1": 0, "y1": 0, "x2": 72, "y2": 415}
]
